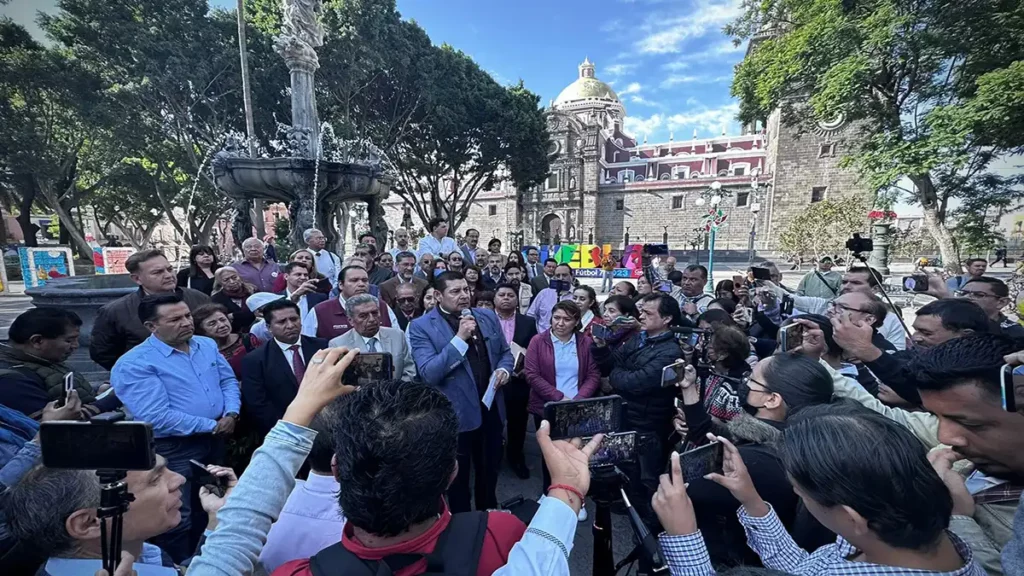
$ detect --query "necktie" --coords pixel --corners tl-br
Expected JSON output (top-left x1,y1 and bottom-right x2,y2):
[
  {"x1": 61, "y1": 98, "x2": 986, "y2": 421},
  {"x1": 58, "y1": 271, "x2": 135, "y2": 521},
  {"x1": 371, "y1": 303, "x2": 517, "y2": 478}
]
[
  {"x1": 289, "y1": 344, "x2": 305, "y2": 384},
  {"x1": 367, "y1": 337, "x2": 379, "y2": 353}
]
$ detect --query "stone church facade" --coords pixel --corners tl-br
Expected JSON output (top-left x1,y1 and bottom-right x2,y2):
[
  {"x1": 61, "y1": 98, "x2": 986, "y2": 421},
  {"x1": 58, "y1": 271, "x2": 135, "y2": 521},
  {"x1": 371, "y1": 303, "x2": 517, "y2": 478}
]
[{"x1": 380, "y1": 56, "x2": 866, "y2": 253}]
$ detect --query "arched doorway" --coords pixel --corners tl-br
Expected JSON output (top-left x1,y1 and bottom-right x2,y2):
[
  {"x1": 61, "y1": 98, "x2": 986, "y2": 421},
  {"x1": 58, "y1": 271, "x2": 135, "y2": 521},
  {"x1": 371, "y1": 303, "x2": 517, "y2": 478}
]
[{"x1": 540, "y1": 213, "x2": 562, "y2": 245}]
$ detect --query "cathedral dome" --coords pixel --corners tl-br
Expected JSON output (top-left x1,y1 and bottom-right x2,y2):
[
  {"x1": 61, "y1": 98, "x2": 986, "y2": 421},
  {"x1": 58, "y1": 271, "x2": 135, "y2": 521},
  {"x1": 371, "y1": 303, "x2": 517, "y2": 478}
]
[{"x1": 553, "y1": 58, "x2": 620, "y2": 108}]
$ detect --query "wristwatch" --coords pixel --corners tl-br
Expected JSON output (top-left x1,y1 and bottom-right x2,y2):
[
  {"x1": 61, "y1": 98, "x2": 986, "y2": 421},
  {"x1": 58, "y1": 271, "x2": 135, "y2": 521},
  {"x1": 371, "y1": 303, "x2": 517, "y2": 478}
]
[{"x1": 224, "y1": 412, "x2": 239, "y2": 419}]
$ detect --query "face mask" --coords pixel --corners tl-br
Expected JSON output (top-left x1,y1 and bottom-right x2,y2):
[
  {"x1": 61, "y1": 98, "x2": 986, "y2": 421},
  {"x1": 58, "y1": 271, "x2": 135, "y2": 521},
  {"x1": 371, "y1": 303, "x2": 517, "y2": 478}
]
[{"x1": 737, "y1": 378, "x2": 767, "y2": 416}]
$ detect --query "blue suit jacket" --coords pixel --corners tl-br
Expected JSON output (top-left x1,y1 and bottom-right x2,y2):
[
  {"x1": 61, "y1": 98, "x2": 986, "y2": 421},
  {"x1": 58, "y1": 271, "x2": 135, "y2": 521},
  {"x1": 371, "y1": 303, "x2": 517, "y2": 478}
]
[{"x1": 408, "y1": 307, "x2": 514, "y2": 432}]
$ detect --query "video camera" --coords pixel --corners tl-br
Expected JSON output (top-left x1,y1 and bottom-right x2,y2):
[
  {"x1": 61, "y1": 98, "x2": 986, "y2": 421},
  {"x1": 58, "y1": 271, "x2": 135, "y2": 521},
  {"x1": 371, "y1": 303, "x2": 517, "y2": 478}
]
[
  {"x1": 846, "y1": 233, "x2": 873, "y2": 256},
  {"x1": 40, "y1": 413, "x2": 156, "y2": 575}
]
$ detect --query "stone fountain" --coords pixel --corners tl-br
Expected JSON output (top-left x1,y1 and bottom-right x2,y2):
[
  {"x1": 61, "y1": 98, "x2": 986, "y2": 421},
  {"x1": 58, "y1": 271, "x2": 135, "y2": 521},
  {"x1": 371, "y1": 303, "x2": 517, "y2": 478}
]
[{"x1": 211, "y1": 0, "x2": 392, "y2": 247}]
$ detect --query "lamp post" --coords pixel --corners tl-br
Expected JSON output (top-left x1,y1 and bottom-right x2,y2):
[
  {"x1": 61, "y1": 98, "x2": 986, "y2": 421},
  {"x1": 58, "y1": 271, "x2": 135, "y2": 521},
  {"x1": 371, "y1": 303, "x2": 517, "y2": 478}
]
[
  {"x1": 747, "y1": 168, "x2": 771, "y2": 264},
  {"x1": 695, "y1": 181, "x2": 728, "y2": 293}
]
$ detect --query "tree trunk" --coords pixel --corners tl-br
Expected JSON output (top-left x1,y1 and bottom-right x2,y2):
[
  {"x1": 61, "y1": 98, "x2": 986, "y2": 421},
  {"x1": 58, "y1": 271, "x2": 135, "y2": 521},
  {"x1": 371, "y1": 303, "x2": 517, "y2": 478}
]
[
  {"x1": 336, "y1": 203, "x2": 349, "y2": 257},
  {"x1": 39, "y1": 186, "x2": 93, "y2": 260},
  {"x1": 0, "y1": 207, "x2": 9, "y2": 245},
  {"x1": 14, "y1": 174, "x2": 38, "y2": 247},
  {"x1": 920, "y1": 205, "x2": 959, "y2": 273}
]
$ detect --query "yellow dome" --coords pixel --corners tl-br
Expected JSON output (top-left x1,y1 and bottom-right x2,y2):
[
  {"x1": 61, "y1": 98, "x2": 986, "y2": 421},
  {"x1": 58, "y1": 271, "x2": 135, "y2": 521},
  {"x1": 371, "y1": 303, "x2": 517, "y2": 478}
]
[{"x1": 553, "y1": 59, "x2": 620, "y2": 107}]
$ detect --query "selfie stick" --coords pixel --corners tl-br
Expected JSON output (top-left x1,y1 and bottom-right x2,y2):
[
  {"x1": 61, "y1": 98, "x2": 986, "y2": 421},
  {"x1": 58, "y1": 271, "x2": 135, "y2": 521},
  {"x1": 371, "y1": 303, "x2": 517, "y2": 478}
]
[
  {"x1": 618, "y1": 489, "x2": 668, "y2": 573},
  {"x1": 591, "y1": 466, "x2": 667, "y2": 576},
  {"x1": 850, "y1": 251, "x2": 913, "y2": 338},
  {"x1": 97, "y1": 470, "x2": 134, "y2": 575}
]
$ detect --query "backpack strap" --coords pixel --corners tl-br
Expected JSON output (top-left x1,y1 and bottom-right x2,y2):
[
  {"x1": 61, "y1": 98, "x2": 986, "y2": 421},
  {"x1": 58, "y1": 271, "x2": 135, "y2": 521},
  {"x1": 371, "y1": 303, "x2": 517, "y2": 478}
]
[
  {"x1": 422, "y1": 511, "x2": 489, "y2": 576},
  {"x1": 813, "y1": 270, "x2": 839, "y2": 296}
]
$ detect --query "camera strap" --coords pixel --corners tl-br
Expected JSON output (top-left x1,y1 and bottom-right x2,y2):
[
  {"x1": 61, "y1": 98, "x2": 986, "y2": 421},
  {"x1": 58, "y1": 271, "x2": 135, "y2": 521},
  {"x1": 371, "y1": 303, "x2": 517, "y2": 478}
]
[{"x1": 813, "y1": 271, "x2": 839, "y2": 296}]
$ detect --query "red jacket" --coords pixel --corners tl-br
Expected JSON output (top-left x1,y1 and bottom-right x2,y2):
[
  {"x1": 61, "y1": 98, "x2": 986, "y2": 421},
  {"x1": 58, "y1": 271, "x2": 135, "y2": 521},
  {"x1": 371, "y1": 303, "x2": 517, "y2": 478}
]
[
  {"x1": 272, "y1": 503, "x2": 526, "y2": 576},
  {"x1": 524, "y1": 329, "x2": 601, "y2": 416}
]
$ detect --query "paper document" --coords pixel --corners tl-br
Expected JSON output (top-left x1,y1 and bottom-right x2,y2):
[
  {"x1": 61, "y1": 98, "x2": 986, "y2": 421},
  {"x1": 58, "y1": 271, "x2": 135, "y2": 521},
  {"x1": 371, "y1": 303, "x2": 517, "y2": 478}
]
[
  {"x1": 509, "y1": 342, "x2": 526, "y2": 373},
  {"x1": 482, "y1": 372, "x2": 500, "y2": 409}
]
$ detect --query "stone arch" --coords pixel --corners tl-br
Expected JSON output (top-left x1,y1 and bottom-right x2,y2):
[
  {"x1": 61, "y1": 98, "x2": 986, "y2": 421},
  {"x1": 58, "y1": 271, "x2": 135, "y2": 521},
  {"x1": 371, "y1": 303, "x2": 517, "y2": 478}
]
[{"x1": 540, "y1": 213, "x2": 563, "y2": 245}]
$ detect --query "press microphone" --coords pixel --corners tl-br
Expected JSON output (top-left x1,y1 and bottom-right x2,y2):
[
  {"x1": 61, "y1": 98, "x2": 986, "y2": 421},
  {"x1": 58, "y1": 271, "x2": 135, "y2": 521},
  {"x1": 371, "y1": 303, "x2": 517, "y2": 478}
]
[{"x1": 461, "y1": 308, "x2": 477, "y2": 341}]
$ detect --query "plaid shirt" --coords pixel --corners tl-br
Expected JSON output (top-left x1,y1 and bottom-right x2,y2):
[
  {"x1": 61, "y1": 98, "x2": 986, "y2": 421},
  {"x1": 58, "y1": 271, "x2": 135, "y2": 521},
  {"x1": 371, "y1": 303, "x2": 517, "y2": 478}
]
[{"x1": 660, "y1": 504, "x2": 986, "y2": 576}]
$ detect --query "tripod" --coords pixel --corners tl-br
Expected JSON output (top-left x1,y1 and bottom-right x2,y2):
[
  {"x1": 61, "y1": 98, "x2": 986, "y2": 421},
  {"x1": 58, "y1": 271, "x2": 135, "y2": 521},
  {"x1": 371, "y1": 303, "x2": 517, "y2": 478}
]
[
  {"x1": 97, "y1": 470, "x2": 134, "y2": 575},
  {"x1": 590, "y1": 466, "x2": 668, "y2": 576},
  {"x1": 850, "y1": 251, "x2": 914, "y2": 339}
]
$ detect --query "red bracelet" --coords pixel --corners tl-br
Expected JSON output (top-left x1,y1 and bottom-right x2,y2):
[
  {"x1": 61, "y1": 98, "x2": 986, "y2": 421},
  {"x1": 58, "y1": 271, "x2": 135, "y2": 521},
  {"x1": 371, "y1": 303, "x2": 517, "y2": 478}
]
[{"x1": 548, "y1": 484, "x2": 585, "y2": 503}]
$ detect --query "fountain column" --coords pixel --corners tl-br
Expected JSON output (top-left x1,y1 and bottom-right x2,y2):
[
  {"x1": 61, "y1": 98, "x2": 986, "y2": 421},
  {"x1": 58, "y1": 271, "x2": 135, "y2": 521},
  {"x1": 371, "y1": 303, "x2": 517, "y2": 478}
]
[{"x1": 274, "y1": 0, "x2": 325, "y2": 241}]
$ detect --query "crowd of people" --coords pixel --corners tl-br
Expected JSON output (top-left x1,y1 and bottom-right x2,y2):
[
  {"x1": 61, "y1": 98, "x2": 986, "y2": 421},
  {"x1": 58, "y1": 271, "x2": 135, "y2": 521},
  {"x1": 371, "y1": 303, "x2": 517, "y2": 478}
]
[{"x1": 2, "y1": 225, "x2": 1024, "y2": 576}]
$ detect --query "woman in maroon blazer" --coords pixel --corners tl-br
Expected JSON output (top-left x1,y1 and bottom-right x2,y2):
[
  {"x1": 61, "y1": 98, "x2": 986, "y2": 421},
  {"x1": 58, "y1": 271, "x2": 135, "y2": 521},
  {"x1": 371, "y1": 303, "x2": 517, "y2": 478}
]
[{"x1": 524, "y1": 300, "x2": 601, "y2": 496}]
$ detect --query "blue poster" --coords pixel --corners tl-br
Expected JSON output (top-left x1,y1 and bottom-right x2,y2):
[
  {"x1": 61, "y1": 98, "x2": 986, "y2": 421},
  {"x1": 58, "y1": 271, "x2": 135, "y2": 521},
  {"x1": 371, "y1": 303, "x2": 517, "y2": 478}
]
[{"x1": 19, "y1": 247, "x2": 74, "y2": 288}]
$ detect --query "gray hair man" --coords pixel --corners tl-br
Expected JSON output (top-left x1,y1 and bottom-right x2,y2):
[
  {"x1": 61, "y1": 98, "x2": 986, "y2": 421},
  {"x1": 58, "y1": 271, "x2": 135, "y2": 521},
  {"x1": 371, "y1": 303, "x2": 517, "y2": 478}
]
[
  {"x1": 304, "y1": 228, "x2": 341, "y2": 289},
  {"x1": 234, "y1": 237, "x2": 281, "y2": 292},
  {"x1": 329, "y1": 294, "x2": 417, "y2": 382}
]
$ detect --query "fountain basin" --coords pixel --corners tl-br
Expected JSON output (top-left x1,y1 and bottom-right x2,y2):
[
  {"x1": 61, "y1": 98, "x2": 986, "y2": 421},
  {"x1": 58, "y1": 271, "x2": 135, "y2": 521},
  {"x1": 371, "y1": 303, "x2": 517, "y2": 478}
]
[
  {"x1": 25, "y1": 274, "x2": 138, "y2": 348},
  {"x1": 212, "y1": 156, "x2": 393, "y2": 204}
]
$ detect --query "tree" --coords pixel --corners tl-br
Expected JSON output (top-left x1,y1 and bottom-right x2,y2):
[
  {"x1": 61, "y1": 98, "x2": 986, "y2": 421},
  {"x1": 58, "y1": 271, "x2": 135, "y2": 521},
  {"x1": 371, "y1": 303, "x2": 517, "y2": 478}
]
[
  {"x1": 729, "y1": 0, "x2": 1024, "y2": 268},
  {"x1": 778, "y1": 196, "x2": 869, "y2": 260}
]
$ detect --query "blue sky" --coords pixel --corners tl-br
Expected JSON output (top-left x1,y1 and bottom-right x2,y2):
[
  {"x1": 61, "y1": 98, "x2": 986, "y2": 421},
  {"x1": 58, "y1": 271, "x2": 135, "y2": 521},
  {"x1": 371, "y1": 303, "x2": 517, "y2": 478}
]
[{"x1": 3, "y1": 0, "x2": 749, "y2": 144}]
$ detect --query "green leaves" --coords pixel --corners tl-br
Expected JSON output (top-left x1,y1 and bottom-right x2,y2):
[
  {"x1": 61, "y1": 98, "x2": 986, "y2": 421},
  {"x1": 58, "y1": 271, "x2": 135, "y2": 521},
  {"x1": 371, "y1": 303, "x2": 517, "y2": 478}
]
[{"x1": 778, "y1": 196, "x2": 870, "y2": 259}]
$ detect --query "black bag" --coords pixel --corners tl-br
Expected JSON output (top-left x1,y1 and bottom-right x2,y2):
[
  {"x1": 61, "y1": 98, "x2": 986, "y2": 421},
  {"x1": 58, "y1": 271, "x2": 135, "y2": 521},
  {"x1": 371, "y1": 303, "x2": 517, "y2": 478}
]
[{"x1": 308, "y1": 511, "x2": 488, "y2": 576}]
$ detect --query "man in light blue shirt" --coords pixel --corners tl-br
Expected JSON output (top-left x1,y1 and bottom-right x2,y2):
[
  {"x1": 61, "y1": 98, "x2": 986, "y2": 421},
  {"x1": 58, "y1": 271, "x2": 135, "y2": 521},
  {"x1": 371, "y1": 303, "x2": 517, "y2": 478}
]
[
  {"x1": 527, "y1": 263, "x2": 575, "y2": 332},
  {"x1": 416, "y1": 216, "x2": 459, "y2": 259},
  {"x1": 111, "y1": 292, "x2": 241, "y2": 562}
]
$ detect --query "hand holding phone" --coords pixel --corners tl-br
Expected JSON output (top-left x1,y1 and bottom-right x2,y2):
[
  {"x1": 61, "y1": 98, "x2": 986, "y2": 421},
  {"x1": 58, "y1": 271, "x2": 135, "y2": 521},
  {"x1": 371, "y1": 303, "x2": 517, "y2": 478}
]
[
  {"x1": 591, "y1": 324, "x2": 612, "y2": 342},
  {"x1": 678, "y1": 441, "x2": 724, "y2": 484},
  {"x1": 190, "y1": 459, "x2": 228, "y2": 498},
  {"x1": 780, "y1": 323, "x2": 805, "y2": 353},
  {"x1": 661, "y1": 359, "x2": 687, "y2": 388},
  {"x1": 55, "y1": 372, "x2": 74, "y2": 408}
]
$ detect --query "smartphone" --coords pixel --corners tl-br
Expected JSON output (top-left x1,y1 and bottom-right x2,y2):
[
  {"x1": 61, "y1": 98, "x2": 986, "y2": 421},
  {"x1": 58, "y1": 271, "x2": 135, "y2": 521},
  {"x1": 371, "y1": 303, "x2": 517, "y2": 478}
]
[
  {"x1": 679, "y1": 441, "x2": 724, "y2": 484},
  {"x1": 902, "y1": 275, "x2": 929, "y2": 292},
  {"x1": 1001, "y1": 364, "x2": 1019, "y2": 412},
  {"x1": 588, "y1": 432, "x2": 637, "y2": 468},
  {"x1": 610, "y1": 315, "x2": 633, "y2": 326},
  {"x1": 544, "y1": 395, "x2": 623, "y2": 440},
  {"x1": 591, "y1": 324, "x2": 612, "y2": 341},
  {"x1": 657, "y1": 281, "x2": 673, "y2": 293},
  {"x1": 190, "y1": 459, "x2": 228, "y2": 497},
  {"x1": 342, "y1": 352, "x2": 394, "y2": 386},
  {"x1": 739, "y1": 307, "x2": 753, "y2": 325},
  {"x1": 549, "y1": 279, "x2": 572, "y2": 293},
  {"x1": 55, "y1": 372, "x2": 74, "y2": 409},
  {"x1": 644, "y1": 244, "x2": 670, "y2": 256},
  {"x1": 750, "y1": 267, "x2": 772, "y2": 281},
  {"x1": 40, "y1": 421, "x2": 155, "y2": 471},
  {"x1": 661, "y1": 359, "x2": 687, "y2": 388},
  {"x1": 779, "y1": 323, "x2": 805, "y2": 353},
  {"x1": 731, "y1": 275, "x2": 746, "y2": 286}
]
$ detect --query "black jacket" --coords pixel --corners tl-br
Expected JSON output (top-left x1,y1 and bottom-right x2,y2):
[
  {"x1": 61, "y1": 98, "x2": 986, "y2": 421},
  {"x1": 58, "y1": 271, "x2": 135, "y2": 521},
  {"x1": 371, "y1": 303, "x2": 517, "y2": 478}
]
[
  {"x1": 593, "y1": 331, "x2": 681, "y2": 433},
  {"x1": 240, "y1": 336, "x2": 329, "y2": 435},
  {"x1": 680, "y1": 407, "x2": 833, "y2": 567},
  {"x1": 90, "y1": 287, "x2": 211, "y2": 370},
  {"x1": 864, "y1": 348, "x2": 919, "y2": 405},
  {"x1": 212, "y1": 291, "x2": 258, "y2": 334}
]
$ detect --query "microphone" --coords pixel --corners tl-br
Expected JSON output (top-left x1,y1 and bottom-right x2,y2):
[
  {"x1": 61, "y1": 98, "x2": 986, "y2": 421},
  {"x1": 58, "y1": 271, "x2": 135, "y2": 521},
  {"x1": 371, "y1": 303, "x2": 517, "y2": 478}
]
[
  {"x1": 460, "y1": 308, "x2": 477, "y2": 341},
  {"x1": 669, "y1": 326, "x2": 712, "y2": 335}
]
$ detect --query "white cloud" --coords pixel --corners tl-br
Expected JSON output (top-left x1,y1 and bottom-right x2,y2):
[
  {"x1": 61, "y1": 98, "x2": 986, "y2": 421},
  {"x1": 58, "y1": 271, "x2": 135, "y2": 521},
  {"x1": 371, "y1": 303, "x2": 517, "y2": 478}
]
[
  {"x1": 665, "y1": 103, "x2": 741, "y2": 135},
  {"x1": 663, "y1": 60, "x2": 690, "y2": 71},
  {"x1": 619, "y1": 82, "x2": 643, "y2": 96},
  {"x1": 625, "y1": 114, "x2": 664, "y2": 136},
  {"x1": 629, "y1": 95, "x2": 662, "y2": 107},
  {"x1": 604, "y1": 63, "x2": 637, "y2": 77},
  {"x1": 635, "y1": 0, "x2": 743, "y2": 54},
  {"x1": 601, "y1": 19, "x2": 624, "y2": 33},
  {"x1": 659, "y1": 74, "x2": 732, "y2": 89}
]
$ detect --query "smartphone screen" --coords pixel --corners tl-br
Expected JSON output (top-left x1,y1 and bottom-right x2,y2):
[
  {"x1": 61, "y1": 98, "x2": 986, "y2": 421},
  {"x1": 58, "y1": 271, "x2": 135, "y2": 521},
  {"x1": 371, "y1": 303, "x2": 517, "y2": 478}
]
[
  {"x1": 591, "y1": 324, "x2": 612, "y2": 341},
  {"x1": 661, "y1": 359, "x2": 687, "y2": 388},
  {"x1": 657, "y1": 281, "x2": 673, "y2": 293},
  {"x1": 189, "y1": 459, "x2": 227, "y2": 496},
  {"x1": 1001, "y1": 365, "x2": 1019, "y2": 412},
  {"x1": 588, "y1": 432, "x2": 636, "y2": 468},
  {"x1": 781, "y1": 324, "x2": 804, "y2": 353},
  {"x1": 679, "y1": 441, "x2": 724, "y2": 484},
  {"x1": 342, "y1": 352, "x2": 394, "y2": 386},
  {"x1": 543, "y1": 396, "x2": 623, "y2": 440},
  {"x1": 751, "y1": 267, "x2": 772, "y2": 281},
  {"x1": 40, "y1": 421, "x2": 155, "y2": 471},
  {"x1": 56, "y1": 373, "x2": 74, "y2": 408},
  {"x1": 902, "y1": 276, "x2": 928, "y2": 292}
]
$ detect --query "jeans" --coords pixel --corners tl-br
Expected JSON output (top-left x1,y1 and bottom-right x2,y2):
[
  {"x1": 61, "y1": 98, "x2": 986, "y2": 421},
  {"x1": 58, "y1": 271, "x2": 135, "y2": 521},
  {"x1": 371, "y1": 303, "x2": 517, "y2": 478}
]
[
  {"x1": 149, "y1": 435, "x2": 222, "y2": 563},
  {"x1": 449, "y1": 405, "x2": 503, "y2": 513},
  {"x1": 601, "y1": 270, "x2": 614, "y2": 292}
]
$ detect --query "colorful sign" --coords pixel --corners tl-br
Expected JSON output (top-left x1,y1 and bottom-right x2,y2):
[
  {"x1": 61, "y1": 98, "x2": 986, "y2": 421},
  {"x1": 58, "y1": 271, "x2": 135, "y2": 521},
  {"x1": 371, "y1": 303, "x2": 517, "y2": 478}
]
[
  {"x1": 93, "y1": 247, "x2": 136, "y2": 274},
  {"x1": 526, "y1": 243, "x2": 644, "y2": 279},
  {"x1": 19, "y1": 247, "x2": 74, "y2": 288}
]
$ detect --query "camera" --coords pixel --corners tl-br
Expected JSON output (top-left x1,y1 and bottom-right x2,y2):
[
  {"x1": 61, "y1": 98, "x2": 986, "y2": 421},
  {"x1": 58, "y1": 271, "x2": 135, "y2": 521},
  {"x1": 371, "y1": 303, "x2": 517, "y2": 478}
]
[
  {"x1": 40, "y1": 415, "x2": 155, "y2": 471},
  {"x1": 846, "y1": 233, "x2": 873, "y2": 255}
]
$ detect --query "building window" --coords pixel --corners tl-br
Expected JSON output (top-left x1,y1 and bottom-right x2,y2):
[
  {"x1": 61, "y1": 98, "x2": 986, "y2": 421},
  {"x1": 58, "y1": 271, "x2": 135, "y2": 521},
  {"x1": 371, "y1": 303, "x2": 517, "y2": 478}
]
[
  {"x1": 811, "y1": 186, "x2": 827, "y2": 203},
  {"x1": 736, "y1": 191, "x2": 749, "y2": 207},
  {"x1": 672, "y1": 166, "x2": 689, "y2": 179},
  {"x1": 546, "y1": 174, "x2": 558, "y2": 189},
  {"x1": 488, "y1": 205, "x2": 497, "y2": 216},
  {"x1": 671, "y1": 196, "x2": 684, "y2": 210},
  {"x1": 819, "y1": 143, "x2": 836, "y2": 158},
  {"x1": 615, "y1": 199, "x2": 625, "y2": 211},
  {"x1": 733, "y1": 166, "x2": 746, "y2": 176}
]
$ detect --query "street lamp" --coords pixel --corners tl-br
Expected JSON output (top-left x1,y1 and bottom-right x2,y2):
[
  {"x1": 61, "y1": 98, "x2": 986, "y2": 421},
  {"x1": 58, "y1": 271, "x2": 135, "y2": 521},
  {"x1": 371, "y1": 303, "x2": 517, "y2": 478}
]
[
  {"x1": 696, "y1": 181, "x2": 729, "y2": 292},
  {"x1": 747, "y1": 168, "x2": 771, "y2": 264}
]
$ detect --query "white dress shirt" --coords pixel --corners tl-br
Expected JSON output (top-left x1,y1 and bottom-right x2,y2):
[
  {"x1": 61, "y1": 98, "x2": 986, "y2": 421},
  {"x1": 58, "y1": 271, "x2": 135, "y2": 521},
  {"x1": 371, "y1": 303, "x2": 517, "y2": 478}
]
[
  {"x1": 359, "y1": 333, "x2": 381, "y2": 352},
  {"x1": 285, "y1": 289, "x2": 311, "y2": 319},
  {"x1": 275, "y1": 339, "x2": 304, "y2": 373},
  {"x1": 301, "y1": 295, "x2": 400, "y2": 337},
  {"x1": 311, "y1": 248, "x2": 341, "y2": 288},
  {"x1": 390, "y1": 245, "x2": 414, "y2": 259},
  {"x1": 416, "y1": 234, "x2": 459, "y2": 258}
]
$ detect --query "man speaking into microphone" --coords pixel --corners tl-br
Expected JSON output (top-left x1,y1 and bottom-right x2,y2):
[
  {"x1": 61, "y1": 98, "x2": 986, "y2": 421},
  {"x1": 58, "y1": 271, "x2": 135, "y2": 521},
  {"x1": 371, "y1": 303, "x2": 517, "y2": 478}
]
[{"x1": 409, "y1": 271, "x2": 514, "y2": 512}]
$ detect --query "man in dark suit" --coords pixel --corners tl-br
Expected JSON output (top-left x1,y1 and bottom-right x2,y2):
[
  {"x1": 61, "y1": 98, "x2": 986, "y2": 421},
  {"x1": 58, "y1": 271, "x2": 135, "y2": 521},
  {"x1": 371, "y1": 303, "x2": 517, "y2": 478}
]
[
  {"x1": 530, "y1": 258, "x2": 557, "y2": 294},
  {"x1": 378, "y1": 251, "x2": 428, "y2": 307},
  {"x1": 278, "y1": 261, "x2": 329, "y2": 319},
  {"x1": 408, "y1": 271, "x2": 514, "y2": 512},
  {"x1": 240, "y1": 299, "x2": 328, "y2": 436},
  {"x1": 460, "y1": 228, "x2": 482, "y2": 266},
  {"x1": 492, "y1": 283, "x2": 538, "y2": 479}
]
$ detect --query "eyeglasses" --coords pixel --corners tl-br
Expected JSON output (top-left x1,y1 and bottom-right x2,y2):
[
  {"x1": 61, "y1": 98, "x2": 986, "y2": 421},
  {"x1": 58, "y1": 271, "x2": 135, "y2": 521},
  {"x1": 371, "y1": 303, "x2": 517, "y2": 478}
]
[
  {"x1": 744, "y1": 376, "x2": 773, "y2": 394},
  {"x1": 396, "y1": 297, "x2": 417, "y2": 304},
  {"x1": 827, "y1": 301, "x2": 871, "y2": 314},
  {"x1": 955, "y1": 290, "x2": 998, "y2": 300}
]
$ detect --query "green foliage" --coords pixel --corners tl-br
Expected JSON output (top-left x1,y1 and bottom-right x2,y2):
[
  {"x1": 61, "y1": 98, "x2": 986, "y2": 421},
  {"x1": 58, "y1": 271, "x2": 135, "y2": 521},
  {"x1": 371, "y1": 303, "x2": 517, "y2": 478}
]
[
  {"x1": 778, "y1": 196, "x2": 869, "y2": 259},
  {"x1": 729, "y1": 0, "x2": 1024, "y2": 265},
  {"x1": 889, "y1": 226, "x2": 930, "y2": 259},
  {"x1": 272, "y1": 217, "x2": 297, "y2": 256}
]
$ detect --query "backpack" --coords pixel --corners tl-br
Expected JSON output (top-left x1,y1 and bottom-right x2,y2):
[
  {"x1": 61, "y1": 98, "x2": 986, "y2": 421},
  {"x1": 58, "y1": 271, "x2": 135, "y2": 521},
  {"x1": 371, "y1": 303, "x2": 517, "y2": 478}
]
[{"x1": 308, "y1": 511, "x2": 488, "y2": 576}]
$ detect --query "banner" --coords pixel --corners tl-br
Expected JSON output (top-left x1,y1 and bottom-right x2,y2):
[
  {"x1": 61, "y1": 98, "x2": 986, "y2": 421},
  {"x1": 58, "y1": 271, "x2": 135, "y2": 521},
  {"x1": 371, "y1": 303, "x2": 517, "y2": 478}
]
[
  {"x1": 20, "y1": 247, "x2": 74, "y2": 288},
  {"x1": 93, "y1": 247, "x2": 136, "y2": 274},
  {"x1": 529, "y1": 243, "x2": 643, "y2": 279}
]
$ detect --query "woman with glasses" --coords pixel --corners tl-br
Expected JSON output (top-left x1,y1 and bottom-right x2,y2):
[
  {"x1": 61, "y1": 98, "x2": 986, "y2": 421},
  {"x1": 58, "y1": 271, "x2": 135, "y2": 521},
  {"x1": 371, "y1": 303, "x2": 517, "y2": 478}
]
[
  {"x1": 674, "y1": 352, "x2": 835, "y2": 567},
  {"x1": 446, "y1": 251, "x2": 465, "y2": 274},
  {"x1": 683, "y1": 322, "x2": 753, "y2": 424}
]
